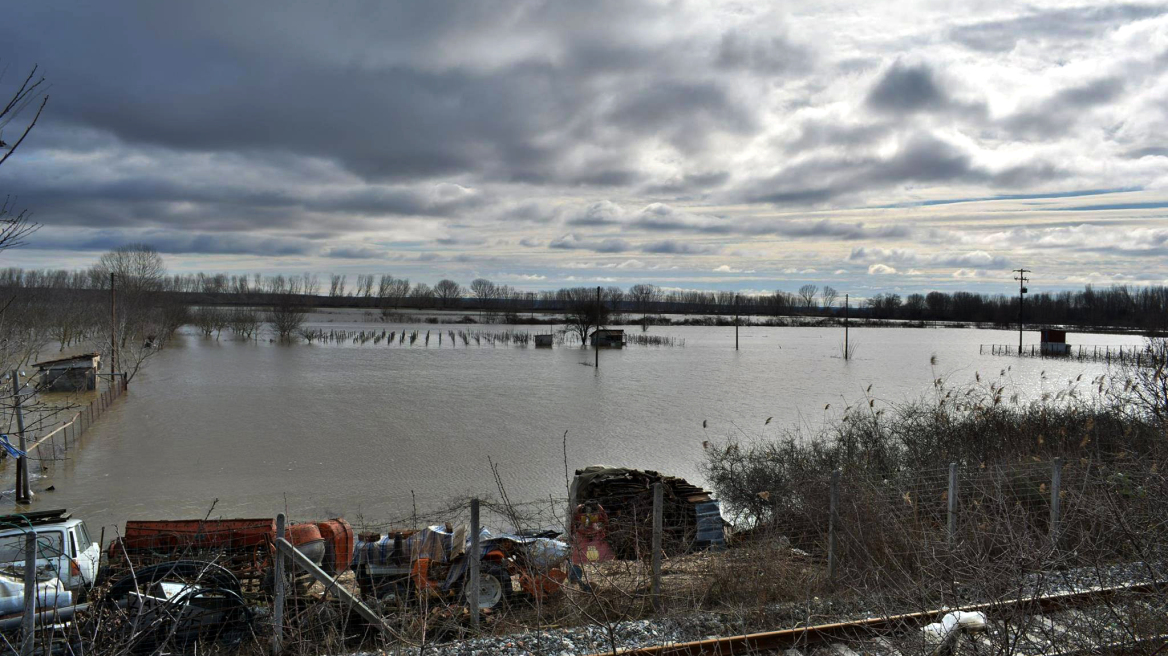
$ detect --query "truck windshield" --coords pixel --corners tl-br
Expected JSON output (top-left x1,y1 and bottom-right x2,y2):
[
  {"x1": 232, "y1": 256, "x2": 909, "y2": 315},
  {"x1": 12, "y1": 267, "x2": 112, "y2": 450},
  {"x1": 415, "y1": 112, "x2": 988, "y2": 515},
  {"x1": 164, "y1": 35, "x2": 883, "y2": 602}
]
[{"x1": 0, "y1": 532, "x2": 65, "y2": 562}]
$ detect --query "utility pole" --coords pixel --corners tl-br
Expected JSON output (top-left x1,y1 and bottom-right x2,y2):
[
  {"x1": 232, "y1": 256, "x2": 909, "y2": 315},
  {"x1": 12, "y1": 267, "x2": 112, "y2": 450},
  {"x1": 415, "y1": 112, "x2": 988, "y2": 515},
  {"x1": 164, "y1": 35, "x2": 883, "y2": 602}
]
[
  {"x1": 844, "y1": 294, "x2": 849, "y2": 361},
  {"x1": 595, "y1": 286, "x2": 601, "y2": 369},
  {"x1": 110, "y1": 272, "x2": 118, "y2": 377},
  {"x1": 1013, "y1": 268, "x2": 1030, "y2": 355},
  {"x1": 734, "y1": 294, "x2": 739, "y2": 351},
  {"x1": 11, "y1": 370, "x2": 30, "y2": 503}
]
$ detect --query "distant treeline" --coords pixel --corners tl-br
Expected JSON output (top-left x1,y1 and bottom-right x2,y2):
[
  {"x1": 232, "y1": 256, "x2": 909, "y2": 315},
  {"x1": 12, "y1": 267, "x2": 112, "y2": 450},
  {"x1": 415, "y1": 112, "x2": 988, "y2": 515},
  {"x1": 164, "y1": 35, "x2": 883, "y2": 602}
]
[{"x1": 4, "y1": 267, "x2": 1167, "y2": 332}]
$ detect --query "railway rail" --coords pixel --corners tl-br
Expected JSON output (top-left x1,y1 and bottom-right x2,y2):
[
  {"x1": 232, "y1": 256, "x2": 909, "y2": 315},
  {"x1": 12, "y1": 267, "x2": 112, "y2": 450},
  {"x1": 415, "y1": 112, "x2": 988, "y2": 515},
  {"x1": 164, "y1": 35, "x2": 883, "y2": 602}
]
[{"x1": 586, "y1": 581, "x2": 1167, "y2": 656}]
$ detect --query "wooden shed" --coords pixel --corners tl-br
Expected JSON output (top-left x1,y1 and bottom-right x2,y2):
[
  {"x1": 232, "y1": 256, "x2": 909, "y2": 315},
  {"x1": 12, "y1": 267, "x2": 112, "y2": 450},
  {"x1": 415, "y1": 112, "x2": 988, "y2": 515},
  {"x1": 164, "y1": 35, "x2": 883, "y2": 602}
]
[
  {"x1": 590, "y1": 329, "x2": 626, "y2": 348},
  {"x1": 1040, "y1": 329, "x2": 1069, "y2": 355},
  {"x1": 534, "y1": 334, "x2": 554, "y2": 348},
  {"x1": 33, "y1": 353, "x2": 101, "y2": 392}
]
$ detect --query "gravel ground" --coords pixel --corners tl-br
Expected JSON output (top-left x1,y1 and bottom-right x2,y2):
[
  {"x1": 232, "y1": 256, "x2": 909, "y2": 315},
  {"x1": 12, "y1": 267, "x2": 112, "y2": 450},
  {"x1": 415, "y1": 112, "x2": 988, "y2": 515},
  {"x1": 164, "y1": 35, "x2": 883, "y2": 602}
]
[{"x1": 356, "y1": 562, "x2": 1166, "y2": 656}]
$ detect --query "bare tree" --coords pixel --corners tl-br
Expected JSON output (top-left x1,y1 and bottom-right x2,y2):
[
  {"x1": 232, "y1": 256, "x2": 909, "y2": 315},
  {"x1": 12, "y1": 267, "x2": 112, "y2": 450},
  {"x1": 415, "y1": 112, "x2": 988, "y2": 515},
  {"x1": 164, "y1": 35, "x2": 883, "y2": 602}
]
[
  {"x1": 469, "y1": 278, "x2": 495, "y2": 303},
  {"x1": 409, "y1": 282, "x2": 433, "y2": 308},
  {"x1": 822, "y1": 285, "x2": 839, "y2": 310},
  {"x1": 357, "y1": 274, "x2": 374, "y2": 298},
  {"x1": 1119, "y1": 337, "x2": 1168, "y2": 424},
  {"x1": 563, "y1": 287, "x2": 610, "y2": 346},
  {"x1": 302, "y1": 272, "x2": 321, "y2": 296},
  {"x1": 329, "y1": 274, "x2": 346, "y2": 297},
  {"x1": 92, "y1": 244, "x2": 169, "y2": 380},
  {"x1": 798, "y1": 284, "x2": 818, "y2": 311},
  {"x1": 469, "y1": 278, "x2": 495, "y2": 318},
  {"x1": 266, "y1": 295, "x2": 309, "y2": 340},
  {"x1": 0, "y1": 67, "x2": 47, "y2": 254},
  {"x1": 434, "y1": 279, "x2": 462, "y2": 308},
  {"x1": 227, "y1": 307, "x2": 262, "y2": 340}
]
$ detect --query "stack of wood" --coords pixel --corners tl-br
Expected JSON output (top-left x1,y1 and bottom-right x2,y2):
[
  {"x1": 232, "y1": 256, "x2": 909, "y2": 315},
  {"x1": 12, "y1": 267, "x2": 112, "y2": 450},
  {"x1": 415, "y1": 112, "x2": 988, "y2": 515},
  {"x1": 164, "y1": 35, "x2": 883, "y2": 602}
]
[{"x1": 569, "y1": 466, "x2": 723, "y2": 559}]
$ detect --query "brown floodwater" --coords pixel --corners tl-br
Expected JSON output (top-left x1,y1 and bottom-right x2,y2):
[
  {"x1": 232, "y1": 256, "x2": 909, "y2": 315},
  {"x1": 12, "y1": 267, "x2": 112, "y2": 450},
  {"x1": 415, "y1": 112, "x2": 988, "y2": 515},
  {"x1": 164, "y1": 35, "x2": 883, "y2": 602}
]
[{"x1": 4, "y1": 313, "x2": 1142, "y2": 536}]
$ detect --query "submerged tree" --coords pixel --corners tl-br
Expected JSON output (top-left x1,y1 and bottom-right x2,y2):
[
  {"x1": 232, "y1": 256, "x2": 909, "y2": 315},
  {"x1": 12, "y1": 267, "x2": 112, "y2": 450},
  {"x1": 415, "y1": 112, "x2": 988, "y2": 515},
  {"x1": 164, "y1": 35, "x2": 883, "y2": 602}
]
[
  {"x1": 563, "y1": 287, "x2": 611, "y2": 346},
  {"x1": 267, "y1": 294, "x2": 309, "y2": 340}
]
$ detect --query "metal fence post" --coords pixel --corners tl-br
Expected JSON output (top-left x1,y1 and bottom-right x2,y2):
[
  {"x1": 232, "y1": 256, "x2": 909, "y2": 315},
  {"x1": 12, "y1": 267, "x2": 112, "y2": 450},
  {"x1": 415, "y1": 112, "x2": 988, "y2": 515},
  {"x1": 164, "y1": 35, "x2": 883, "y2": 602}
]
[
  {"x1": 21, "y1": 532, "x2": 36, "y2": 656},
  {"x1": 469, "y1": 498, "x2": 481, "y2": 630},
  {"x1": 947, "y1": 462, "x2": 958, "y2": 546},
  {"x1": 651, "y1": 482, "x2": 664, "y2": 612},
  {"x1": 1050, "y1": 458, "x2": 1062, "y2": 544},
  {"x1": 272, "y1": 513, "x2": 285, "y2": 655},
  {"x1": 828, "y1": 469, "x2": 840, "y2": 582}
]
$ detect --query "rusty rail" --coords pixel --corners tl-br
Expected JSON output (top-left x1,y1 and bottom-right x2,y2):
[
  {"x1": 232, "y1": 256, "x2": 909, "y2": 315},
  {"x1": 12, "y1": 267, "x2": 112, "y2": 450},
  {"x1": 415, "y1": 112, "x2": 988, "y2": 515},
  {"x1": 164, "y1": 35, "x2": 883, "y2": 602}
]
[{"x1": 585, "y1": 580, "x2": 1166, "y2": 656}]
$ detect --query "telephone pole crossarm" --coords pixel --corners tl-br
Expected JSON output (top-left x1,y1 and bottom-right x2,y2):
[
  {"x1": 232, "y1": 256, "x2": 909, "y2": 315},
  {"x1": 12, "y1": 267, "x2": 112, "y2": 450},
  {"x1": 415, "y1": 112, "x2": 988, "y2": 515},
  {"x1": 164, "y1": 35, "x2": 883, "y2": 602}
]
[{"x1": 1013, "y1": 268, "x2": 1031, "y2": 355}]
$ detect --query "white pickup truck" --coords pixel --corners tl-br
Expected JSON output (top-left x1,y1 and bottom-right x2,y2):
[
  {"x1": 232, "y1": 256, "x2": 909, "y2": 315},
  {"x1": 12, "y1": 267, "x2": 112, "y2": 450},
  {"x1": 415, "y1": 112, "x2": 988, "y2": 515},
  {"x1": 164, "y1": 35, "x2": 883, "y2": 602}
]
[{"x1": 0, "y1": 509, "x2": 101, "y2": 601}]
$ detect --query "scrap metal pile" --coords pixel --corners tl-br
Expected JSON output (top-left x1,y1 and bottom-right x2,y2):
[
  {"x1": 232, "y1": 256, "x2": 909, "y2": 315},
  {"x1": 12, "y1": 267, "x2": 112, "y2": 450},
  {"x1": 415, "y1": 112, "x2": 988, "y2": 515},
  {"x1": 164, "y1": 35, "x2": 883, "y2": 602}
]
[{"x1": 569, "y1": 466, "x2": 725, "y2": 561}]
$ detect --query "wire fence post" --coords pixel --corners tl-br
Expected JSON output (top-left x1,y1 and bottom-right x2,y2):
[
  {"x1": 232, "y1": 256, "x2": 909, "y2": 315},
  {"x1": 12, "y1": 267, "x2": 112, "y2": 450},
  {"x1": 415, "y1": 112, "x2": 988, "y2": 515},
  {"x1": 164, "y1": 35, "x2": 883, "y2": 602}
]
[
  {"x1": 469, "y1": 498, "x2": 481, "y2": 630},
  {"x1": 828, "y1": 469, "x2": 840, "y2": 582},
  {"x1": 272, "y1": 513, "x2": 286, "y2": 655},
  {"x1": 1050, "y1": 458, "x2": 1063, "y2": 545},
  {"x1": 947, "y1": 462, "x2": 958, "y2": 546},
  {"x1": 651, "y1": 482, "x2": 663, "y2": 613},
  {"x1": 21, "y1": 532, "x2": 36, "y2": 656},
  {"x1": 12, "y1": 370, "x2": 31, "y2": 503}
]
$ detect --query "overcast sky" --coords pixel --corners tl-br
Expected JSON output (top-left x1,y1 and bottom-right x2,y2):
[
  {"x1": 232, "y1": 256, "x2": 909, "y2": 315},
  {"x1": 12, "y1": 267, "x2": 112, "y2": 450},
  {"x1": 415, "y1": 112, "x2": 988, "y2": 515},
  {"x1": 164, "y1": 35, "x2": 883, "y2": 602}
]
[{"x1": 1, "y1": 0, "x2": 1166, "y2": 295}]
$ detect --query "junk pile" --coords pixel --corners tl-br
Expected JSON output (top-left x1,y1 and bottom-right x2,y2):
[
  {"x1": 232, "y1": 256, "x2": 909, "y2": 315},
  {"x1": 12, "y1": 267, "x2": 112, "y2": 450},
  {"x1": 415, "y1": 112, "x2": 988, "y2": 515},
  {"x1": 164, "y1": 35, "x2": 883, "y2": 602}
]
[
  {"x1": 353, "y1": 525, "x2": 570, "y2": 611},
  {"x1": 569, "y1": 466, "x2": 725, "y2": 561},
  {"x1": 106, "y1": 517, "x2": 354, "y2": 592},
  {"x1": 100, "y1": 561, "x2": 253, "y2": 653}
]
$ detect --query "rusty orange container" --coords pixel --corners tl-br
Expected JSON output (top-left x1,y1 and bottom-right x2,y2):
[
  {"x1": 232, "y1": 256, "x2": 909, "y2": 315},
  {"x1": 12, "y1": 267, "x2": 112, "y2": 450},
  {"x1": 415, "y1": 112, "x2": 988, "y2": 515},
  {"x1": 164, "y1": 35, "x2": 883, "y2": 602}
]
[
  {"x1": 116, "y1": 518, "x2": 276, "y2": 556},
  {"x1": 316, "y1": 519, "x2": 355, "y2": 576},
  {"x1": 286, "y1": 522, "x2": 326, "y2": 567}
]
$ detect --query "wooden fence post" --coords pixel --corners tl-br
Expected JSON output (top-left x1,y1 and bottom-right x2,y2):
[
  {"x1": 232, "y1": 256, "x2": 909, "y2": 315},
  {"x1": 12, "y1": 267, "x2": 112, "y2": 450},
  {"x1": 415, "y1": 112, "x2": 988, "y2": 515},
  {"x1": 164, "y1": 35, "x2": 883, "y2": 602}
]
[
  {"x1": 21, "y1": 532, "x2": 36, "y2": 656},
  {"x1": 651, "y1": 482, "x2": 663, "y2": 612},
  {"x1": 469, "y1": 498, "x2": 481, "y2": 630},
  {"x1": 947, "y1": 462, "x2": 958, "y2": 546},
  {"x1": 272, "y1": 513, "x2": 286, "y2": 655},
  {"x1": 1050, "y1": 458, "x2": 1062, "y2": 545},
  {"x1": 828, "y1": 469, "x2": 840, "y2": 582}
]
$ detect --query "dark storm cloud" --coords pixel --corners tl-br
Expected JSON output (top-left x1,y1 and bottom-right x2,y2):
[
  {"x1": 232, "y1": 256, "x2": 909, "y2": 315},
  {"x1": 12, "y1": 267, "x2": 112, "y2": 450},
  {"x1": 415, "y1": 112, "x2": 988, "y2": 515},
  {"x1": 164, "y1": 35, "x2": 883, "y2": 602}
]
[
  {"x1": 715, "y1": 27, "x2": 810, "y2": 73},
  {"x1": 866, "y1": 63, "x2": 947, "y2": 113},
  {"x1": 740, "y1": 132, "x2": 1064, "y2": 208},
  {"x1": 4, "y1": 1, "x2": 770, "y2": 188},
  {"x1": 768, "y1": 220, "x2": 911, "y2": 240},
  {"x1": 640, "y1": 240, "x2": 721, "y2": 255},
  {"x1": 324, "y1": 246, "x2": 385, "y2": 259},
  {"x1": 865, "y1": 62, "x2": 986, "y2": 120},
  {"x1": 1003, "y1": 76, "x2": 1128, "y2": 138},
  {"x1": 30, "y1": 228, "x2": 316, "y2": 256},
  {"x1": 949, "y1": 4, "x2": 1166, "y2": 52},
  {"x1": 640, "y1": 171, "x2": 730, "y2": 196},
  {"x1": 1125, "y1": 146, "x2": 1168, "y2": 159}
]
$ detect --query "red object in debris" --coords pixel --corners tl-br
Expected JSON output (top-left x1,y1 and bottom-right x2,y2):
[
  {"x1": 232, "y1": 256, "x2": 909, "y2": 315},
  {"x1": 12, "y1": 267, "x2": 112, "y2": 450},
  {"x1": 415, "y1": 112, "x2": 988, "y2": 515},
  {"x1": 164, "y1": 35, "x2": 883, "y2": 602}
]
[
  {"x1": 315, "y1": 519, "x2": 355, "y2": 576},
  {"x1": 570, "y1": 503, "x2": 615, "y2": 564},
  {"x1": 114, "y1": 518, "x2": 277, "y2": 557}
]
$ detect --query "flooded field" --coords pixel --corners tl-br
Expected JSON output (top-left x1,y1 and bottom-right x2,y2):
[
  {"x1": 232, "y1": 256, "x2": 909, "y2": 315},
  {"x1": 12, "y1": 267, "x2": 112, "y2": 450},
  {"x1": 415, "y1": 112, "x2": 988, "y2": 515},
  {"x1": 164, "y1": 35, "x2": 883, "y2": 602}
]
[{"x1": 10, "y1": 311, "x2": 1145, "y2": 534}]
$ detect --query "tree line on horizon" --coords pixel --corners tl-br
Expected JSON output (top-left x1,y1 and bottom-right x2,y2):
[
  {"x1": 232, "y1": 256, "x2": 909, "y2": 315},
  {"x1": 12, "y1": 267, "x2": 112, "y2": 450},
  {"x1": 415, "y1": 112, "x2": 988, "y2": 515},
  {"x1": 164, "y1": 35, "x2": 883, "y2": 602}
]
[{"x1": 4, "y1": 256, "x2": 1167, "y2": 332}]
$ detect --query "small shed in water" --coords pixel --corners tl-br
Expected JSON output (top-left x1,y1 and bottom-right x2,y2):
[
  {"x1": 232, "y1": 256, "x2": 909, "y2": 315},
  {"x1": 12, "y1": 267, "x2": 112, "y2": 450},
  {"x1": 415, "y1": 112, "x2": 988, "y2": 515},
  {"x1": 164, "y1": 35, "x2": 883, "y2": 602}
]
[
  {"x1": 534, "y1": 334, "x2": 554, "y2": 348},
  {"x1": 1041, "y1": 329, "x2": 1069, "y2": 355},
  {"x1": 33, "y1": 353, "x2": 101, "y2": 392},
  {"x1": 590, "y1": 329, "x2": 625, "y2": 348}
]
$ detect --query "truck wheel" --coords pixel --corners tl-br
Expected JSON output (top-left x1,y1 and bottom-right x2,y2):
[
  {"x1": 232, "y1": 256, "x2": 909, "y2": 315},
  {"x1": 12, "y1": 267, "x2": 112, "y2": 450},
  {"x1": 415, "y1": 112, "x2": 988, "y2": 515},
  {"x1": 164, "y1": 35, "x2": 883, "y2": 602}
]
[{"x1": 462, "y1": 564, "x2": 508, "y2": 611}]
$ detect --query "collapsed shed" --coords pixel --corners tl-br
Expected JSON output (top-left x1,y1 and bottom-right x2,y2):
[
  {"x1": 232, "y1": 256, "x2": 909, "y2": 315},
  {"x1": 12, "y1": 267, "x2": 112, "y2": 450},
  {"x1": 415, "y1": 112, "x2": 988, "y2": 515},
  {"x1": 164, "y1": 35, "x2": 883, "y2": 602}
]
[
  {"x1": 569, "y1": 466, "x2": 724, "y2": 559},
  {"x1": 33, "y1": 353, "x2": 101, "y2": 392}
]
